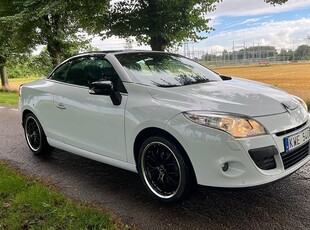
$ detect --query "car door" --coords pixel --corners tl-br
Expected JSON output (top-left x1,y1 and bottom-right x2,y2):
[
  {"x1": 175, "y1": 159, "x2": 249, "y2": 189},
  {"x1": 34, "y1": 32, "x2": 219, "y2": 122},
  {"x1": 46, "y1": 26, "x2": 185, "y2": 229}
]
[
  {"x1": 52, "y1": 56, "x2": 128, "y2": 161},
  {"x1": 43, "y1": 61, "x2": 71, "y2": 142}
]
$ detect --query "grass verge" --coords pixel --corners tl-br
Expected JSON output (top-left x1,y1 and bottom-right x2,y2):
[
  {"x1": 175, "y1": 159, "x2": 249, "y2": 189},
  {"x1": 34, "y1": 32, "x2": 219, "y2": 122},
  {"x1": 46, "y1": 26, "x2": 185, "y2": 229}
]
[
  {"x1": 0, "y1": 161, "x2": 122, "y2": 230},
  {"x1": 0, "y1": 89, "x2": 19, "y2": 107},
  {"x1": 0, "y1": 77, "x2": 39, "y2": 107}
]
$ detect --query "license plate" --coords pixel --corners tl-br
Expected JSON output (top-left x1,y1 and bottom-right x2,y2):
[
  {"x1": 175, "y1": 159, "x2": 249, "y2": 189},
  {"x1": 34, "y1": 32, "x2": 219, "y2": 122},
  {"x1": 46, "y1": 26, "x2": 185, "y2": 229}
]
[{"x1": 284, "y1": 127, "x2": 310, "y2": 152}]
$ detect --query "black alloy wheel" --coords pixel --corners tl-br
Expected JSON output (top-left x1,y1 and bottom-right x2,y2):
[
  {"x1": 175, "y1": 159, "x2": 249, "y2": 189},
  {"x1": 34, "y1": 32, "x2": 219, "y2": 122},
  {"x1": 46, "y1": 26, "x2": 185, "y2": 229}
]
[
  {"x1": 138, "y1": 136, "x2": 193, "y2": 202},
  {"x1": 24, "y1": 113, "x2": 52, "y2": 155}
]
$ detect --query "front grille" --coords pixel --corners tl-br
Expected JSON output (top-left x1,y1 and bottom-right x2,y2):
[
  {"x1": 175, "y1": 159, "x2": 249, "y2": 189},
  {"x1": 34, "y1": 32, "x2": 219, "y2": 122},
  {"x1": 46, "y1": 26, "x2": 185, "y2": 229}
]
[
  {"x1": 249, "y1": 146, "x2": 277, "y2": 170},
  {"x1": 281, "y1": 142, "x2": 309, "y2": 169},
  {"x1": 275, "y1": 122, "x2": 307, "y2": 137}
]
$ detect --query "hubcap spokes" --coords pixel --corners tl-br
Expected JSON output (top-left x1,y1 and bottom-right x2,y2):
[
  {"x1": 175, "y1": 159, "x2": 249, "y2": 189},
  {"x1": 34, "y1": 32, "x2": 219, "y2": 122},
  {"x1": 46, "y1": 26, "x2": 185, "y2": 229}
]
[
  {"x1": 143, "y1": 142, "x2": 181, "y2": 198},
  {"x1": 26, "y1": 118, "x2": 41, "y2": 151}
]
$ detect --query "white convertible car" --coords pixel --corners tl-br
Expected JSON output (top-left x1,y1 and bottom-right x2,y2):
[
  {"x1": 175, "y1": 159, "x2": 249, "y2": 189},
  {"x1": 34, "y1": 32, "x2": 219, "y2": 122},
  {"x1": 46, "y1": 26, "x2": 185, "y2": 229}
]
[{"x1": 19, "y1": 51, "x2": 310, "y2": 202}]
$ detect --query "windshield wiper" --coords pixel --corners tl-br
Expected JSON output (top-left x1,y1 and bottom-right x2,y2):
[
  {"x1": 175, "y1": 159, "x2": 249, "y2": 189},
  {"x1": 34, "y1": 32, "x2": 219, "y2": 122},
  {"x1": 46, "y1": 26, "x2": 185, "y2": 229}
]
[
  {"x1": 183, "y1": 79, "x2": 214, "y2": 85},
  {"x1": 157, "y1": 84, "x2": 183, "y2": 88},
  {"x1": 156, "y1": 79, "x2": 215, "y2": 87}
]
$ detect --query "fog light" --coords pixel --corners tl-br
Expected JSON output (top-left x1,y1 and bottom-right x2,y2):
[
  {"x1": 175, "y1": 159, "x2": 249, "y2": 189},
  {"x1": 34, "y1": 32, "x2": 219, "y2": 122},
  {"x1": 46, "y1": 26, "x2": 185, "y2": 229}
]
[{"x1": 222, "y1": 163, "x2": 229, "y2": 172}]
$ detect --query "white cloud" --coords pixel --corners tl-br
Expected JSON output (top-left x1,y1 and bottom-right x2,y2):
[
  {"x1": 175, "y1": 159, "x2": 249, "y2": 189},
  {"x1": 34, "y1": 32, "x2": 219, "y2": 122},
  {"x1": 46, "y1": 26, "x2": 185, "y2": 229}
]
[
  {"x1": 225, "y1": 15, "x2": 272, "y2": 28},
  {"x1": 194, "y1": 18, "x2": 310, "y2": 52},
  {"x1": 190, "y1": 0, "x2": 310, "y2": 54},
  {"x1": 91, "y1": 36, "x2": 151, "y2": 50},
  {"x1": 209, "y1": 0, "x2": 310, "y2": 18}
]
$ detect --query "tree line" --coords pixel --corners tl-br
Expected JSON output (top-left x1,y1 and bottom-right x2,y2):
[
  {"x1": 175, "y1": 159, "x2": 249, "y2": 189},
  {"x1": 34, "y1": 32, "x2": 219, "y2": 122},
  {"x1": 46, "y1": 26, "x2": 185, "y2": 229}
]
[
  {"x1": 0, "y1": 0, "x2": 287, "y2": 88},
  {"x1": 202, "y1": 44, "x2": 310, "y2": 62}
]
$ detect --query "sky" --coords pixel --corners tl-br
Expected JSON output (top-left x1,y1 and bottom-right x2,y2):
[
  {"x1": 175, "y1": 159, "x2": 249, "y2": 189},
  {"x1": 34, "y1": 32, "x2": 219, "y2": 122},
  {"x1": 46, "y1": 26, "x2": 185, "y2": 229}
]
[{"x1": 91, "y1": 0, "x2": 310, "y2": 55}]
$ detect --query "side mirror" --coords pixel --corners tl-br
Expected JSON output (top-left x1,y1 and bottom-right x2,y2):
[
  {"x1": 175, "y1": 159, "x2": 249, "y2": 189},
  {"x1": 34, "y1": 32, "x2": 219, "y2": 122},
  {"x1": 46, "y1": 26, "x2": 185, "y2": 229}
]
[
  {"x1": 89, "y1": 81, "x2": 114, "y2": 95},
  {"x1": 89, "y1": 81, "x2": 122, "y2": 106}
]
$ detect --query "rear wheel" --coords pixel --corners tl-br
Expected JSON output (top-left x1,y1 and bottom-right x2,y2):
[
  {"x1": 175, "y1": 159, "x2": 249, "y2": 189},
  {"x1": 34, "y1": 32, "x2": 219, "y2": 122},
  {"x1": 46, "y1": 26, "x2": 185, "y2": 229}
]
[
  {"x1": 24, "y1": 113, "x2": 52, "y2": 156},
  {"x1": 138, "y1": 136, "x2": 194, "y2": 202}
]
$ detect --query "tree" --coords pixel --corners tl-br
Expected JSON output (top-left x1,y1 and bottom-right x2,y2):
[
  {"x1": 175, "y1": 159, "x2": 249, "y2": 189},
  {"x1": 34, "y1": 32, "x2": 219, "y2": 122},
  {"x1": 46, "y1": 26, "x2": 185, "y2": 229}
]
[
  {"x1": 102, "y1": 0, "x2": 289, "y2": 51},
  {"x1": 1, "y1": 0, "x2": 109, "y2": 66},
  {"x1": 0, "y1": 2, "x2": 16, "y2": 88},
  {"x1": 104, "y1": 0, "x2": 219, "y2": 51},
  {"x1": 294, "y1": 45, "x2": 310, "y2": 60},
  {"x1": 0, "y1": 10, "x2": 32, "y2": 88},
  {"x1": 0, "y1": 0, "x2": 109, "y2": 87},
  {"x1": 0, "y1": 36, "x2": 10, "y2": 88},
  {"x1": 237, "y1": 46, "x2": 277, "y2": 59},
  {"x1": 279, "y1": 48, "x2": 294, "y2": 61}
]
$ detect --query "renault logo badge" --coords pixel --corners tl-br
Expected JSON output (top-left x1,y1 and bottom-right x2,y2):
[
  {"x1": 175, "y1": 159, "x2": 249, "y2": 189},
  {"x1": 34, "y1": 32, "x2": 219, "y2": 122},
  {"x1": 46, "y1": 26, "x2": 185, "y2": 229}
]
[{"x1": 281, "y1": 103, "x2": 292, "y2": 114}]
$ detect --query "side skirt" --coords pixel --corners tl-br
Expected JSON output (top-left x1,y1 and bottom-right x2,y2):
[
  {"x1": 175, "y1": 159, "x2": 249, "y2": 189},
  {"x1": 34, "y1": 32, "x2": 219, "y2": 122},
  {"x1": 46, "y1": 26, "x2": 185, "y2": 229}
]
[{"x1": 47, "y1": 138, "x2": 138, "y2": 173}]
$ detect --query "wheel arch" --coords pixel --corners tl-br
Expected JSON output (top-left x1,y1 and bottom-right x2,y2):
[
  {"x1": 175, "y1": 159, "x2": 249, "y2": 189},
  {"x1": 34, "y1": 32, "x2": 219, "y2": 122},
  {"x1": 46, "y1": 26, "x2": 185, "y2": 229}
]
[
  {"x1": 22, "y1": 109, "x2": 35, "y2": 128},
  {"x1": 133, "y1": 127, "x2": 197, "y2": 183},
  {"x1": 22, "y1": 108, "x2": 53, "y2": 155}
]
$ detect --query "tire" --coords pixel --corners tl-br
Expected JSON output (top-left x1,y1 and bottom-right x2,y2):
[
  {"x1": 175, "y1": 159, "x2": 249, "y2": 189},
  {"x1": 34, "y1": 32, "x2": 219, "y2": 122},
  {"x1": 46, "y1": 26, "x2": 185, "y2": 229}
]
[
  {"x1": 24, "y1": 113, "x2": 52, "y2": 156},
  {"x1": 138, "y1": 136, "x2": 194, "y2": 203}
]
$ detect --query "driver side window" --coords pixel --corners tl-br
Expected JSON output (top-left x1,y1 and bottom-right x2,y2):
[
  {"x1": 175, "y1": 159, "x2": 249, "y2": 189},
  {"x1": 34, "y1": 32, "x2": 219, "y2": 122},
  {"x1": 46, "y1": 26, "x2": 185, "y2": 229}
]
[
  {"x1": 64, "y1": 57, "x2": 120, "y2": 88},
  {"x1": 50, "y1": 62, "x2": 71, "y2": 82}
]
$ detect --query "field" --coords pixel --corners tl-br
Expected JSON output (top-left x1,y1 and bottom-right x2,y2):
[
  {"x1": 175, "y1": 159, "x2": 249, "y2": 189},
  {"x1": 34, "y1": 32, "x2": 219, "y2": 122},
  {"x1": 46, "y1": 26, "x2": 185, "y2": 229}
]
[
  {"x1": 210, "y1": 62, "x2": 310, "y2": 102},
  {"x1": 8, "y1": 77, "x2": 41, "y2": 90}
]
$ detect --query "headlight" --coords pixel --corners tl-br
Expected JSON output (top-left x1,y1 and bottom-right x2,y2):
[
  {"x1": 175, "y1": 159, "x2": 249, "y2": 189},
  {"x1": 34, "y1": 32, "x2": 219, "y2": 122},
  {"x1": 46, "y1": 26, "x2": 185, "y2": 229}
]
[
  {"x1": 293, "y1": 96, "x2": 308, "y2": 112},
  {"x1": 19, "y1": 84, "x2": 23, "y2": 97},
  {"x1": 183, "y1": 112, "x2": 266, "y2": 138}
]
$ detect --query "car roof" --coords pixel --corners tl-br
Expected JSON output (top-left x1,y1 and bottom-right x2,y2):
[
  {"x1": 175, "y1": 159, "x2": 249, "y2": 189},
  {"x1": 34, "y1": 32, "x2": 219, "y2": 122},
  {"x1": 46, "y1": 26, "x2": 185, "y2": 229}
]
[
  {"x1": 57, "y1": 50, "x2": 182, "y2": 70},
  {"x1": 68, "y1": 50, "x2": 174, "y2": 60}
]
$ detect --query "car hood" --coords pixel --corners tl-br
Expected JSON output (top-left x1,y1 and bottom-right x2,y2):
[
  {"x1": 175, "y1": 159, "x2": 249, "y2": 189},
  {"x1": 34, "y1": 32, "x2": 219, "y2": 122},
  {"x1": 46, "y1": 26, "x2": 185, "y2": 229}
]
[{"x1": 146, "y1": 78, "x2": 300, "y2": 117}]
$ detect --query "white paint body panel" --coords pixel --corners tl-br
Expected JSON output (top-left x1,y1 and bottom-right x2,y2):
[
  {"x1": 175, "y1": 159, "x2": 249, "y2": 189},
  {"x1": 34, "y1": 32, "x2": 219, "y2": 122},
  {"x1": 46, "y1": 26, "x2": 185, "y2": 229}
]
[{"x1": 19, "y1": 52, "x2": 310, "y2": 188}]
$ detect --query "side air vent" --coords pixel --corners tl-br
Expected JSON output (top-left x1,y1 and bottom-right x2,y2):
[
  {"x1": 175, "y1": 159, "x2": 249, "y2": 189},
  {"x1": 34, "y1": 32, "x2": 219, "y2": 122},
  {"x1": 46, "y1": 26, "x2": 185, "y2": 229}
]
[{"x1": 249, "y1": 146, "x2": 278, "y2": 170}]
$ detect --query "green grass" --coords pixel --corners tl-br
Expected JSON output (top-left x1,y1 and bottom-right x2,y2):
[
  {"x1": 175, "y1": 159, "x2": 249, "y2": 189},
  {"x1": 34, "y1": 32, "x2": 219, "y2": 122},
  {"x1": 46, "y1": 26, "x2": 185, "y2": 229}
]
[
  {"x1": 0, "y1": 161, "x2": 122, "y2": 230},
  {"x1": 0, "y1": 89, "x2": 19, "y2": 107},
  {"x1": 0, "y1": 77, "x2": 41, "y2": 107}
]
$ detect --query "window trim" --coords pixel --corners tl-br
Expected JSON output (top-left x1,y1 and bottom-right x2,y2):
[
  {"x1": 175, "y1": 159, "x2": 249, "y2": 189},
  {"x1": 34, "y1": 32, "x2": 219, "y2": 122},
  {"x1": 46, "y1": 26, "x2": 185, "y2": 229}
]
[{"x1": 48, "y1": 56, "x2": 128, "y2": 94}]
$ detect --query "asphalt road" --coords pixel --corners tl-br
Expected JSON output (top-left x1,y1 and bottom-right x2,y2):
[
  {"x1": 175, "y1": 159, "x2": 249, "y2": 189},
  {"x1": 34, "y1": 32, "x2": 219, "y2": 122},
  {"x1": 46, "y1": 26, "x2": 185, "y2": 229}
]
[{"x1": 0, "y1": 106, "x2": 309, "y2": 230}]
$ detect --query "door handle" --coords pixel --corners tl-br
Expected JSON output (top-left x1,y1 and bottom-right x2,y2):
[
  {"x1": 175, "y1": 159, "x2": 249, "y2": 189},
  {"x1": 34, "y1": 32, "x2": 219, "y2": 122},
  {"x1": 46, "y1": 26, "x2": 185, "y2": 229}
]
[{"x1": 56, "y1": 103, "x2": 66, "y2": 110}]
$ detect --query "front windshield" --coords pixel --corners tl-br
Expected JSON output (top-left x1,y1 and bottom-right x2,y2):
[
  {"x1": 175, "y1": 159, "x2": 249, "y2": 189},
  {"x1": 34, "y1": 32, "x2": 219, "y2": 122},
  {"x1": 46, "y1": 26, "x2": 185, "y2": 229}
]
[{"x1": 116, "y1": 52, "x2": 222, "y2": 87}]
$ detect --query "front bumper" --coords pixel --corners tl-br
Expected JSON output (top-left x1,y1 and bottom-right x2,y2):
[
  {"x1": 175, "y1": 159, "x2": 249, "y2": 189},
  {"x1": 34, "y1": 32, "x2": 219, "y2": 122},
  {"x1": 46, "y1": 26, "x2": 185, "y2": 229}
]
[{"x1": 165, "y1": 110, "x2": 310, "y2": 188}]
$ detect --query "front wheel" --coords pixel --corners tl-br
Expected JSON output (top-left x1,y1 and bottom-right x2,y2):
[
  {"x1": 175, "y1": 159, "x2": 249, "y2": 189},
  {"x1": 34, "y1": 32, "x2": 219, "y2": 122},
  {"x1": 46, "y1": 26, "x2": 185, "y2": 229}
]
[
  {"x1": 138, "y1": 136, "x2": 194, "y2": 203},
  {"x1": 24, "y1": 113, "x2": 52, "y2": 156}
]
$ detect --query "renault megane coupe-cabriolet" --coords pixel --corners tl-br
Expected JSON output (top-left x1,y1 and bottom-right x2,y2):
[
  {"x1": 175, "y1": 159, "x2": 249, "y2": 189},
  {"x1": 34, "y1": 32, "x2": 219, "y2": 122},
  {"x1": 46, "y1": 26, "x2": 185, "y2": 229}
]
[{"x1": 19, "y1": 51, "x2": 310, "y2": 202}]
